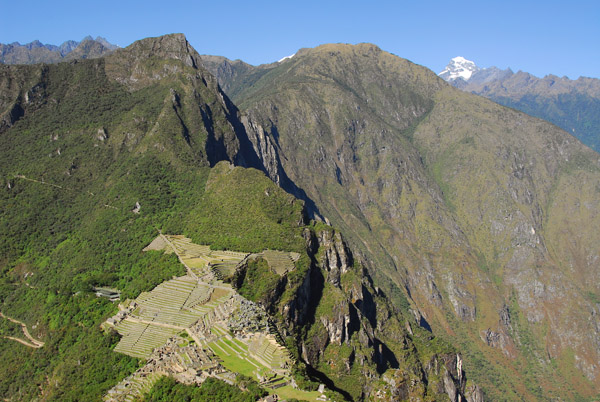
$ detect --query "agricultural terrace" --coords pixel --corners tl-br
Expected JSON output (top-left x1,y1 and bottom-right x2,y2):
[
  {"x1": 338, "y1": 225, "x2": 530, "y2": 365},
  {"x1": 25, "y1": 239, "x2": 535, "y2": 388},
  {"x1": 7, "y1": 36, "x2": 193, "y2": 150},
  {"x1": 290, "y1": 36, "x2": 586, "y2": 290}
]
[
  {"x1": 144, "y1": 235, "x2": 301, "y2": 278},
  {"x1": 145, "y1": 234, "x2": 249, "y2": 279},
  {"x1": 110, "y1": 275, "x2": 233, "y2": 359},
  {"x1": 258, "y1": 250, "x2": 300, "y2": 276},
  {"x1": 106, "y1": 235, "x2": 324, "y2": 401}
]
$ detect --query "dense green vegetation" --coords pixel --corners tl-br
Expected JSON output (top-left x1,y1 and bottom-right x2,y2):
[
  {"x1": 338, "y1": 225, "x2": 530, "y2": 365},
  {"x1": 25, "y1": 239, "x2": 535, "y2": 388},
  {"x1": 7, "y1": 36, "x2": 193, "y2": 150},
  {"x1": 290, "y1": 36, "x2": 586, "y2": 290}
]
[
  {"x1": 0, "y1": 291, "x2": 140, "y2": 400},
  {"x1": 234, "y1": 257, "x2": 281, "y2": 303},
  {"x1": 143, "y1": 376, "x2": 267, "y2": 402},
  {"x1": 0, "y1": 46, "x2": 311, "y2": 400},
  {"x1": 183, "y1": 162, "x2": 306, "y2": 253}
]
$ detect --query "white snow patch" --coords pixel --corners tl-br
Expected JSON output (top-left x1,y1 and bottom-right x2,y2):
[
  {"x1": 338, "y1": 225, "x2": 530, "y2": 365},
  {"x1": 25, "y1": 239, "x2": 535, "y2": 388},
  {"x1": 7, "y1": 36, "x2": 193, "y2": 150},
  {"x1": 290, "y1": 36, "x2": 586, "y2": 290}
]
[
  {"x1": 278, "y1": 53, "x2": 295, "y2": 63},
  {"x1": 451, "y1": 56, "x2": 470, "y2": 63},
  {"x1": 439, "y1": 56, "x2": 479, "y2": 81}
]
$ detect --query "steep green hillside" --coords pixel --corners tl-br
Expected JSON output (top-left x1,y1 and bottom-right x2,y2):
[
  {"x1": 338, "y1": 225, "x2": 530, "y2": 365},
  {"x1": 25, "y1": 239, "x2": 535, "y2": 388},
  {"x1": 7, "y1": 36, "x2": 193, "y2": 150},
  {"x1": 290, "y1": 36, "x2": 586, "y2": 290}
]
[
  {"x1": 232, "y1": 43, "x2": 600, "y2": 400},
  {"x1": 0, "y1": 35, "x2": 472, "y2": 401},
  {"x1": 0, "y1": 34, "x2": 306, "y2": 401}
]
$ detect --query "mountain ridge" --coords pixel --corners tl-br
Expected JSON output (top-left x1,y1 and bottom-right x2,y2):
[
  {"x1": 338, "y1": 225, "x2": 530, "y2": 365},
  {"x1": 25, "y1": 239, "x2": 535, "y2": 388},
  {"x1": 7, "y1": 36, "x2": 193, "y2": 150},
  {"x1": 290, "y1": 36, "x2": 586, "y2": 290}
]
[
  {"x1": 2, "y1": 33, "x2": 600, "y2": 400},
  {"x1": 0, "y1": 36, "x2": 118, "y2": 65},
  {"x1": 217, "y1": 42, "x2": 600, "y2": 400},
  {"x1": 439, "y1": 56, "x2": 600, "y2": 152}
]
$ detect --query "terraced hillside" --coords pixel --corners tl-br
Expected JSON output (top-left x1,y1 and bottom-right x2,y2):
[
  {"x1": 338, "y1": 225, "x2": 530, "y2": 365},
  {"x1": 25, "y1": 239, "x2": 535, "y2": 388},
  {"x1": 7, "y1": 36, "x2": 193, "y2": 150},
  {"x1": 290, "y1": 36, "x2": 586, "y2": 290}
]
[
  {"x1": 110, "y1": 275, "x2": 226, "y2": 359},
  {"x1": 157, "y1": 234, "x2": 249, "y2": 280},
  {"x1": 259, "y1": 250, "x2": 300, "y2": 276},
  {"x1": 105, "y1": 235, "x2": 318, "y2": 402}
]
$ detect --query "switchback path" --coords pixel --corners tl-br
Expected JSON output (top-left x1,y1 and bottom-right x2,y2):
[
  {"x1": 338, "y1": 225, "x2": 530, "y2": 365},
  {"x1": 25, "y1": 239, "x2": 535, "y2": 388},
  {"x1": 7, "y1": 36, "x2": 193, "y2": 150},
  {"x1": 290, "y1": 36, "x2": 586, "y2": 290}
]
[
  {"x1": 0, "y1": 312, "x2": 44, "y2": 348},
  {"x1": 1, "y1": 335, "x2": 41, "y2": 348}
]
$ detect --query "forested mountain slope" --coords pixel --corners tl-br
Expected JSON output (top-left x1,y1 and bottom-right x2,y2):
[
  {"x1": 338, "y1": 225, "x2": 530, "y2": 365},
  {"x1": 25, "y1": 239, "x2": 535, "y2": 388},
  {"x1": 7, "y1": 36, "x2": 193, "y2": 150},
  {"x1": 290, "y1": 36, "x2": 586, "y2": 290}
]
[{"x1": 0, "y1": 35, "x2": 473, "y2": 401}]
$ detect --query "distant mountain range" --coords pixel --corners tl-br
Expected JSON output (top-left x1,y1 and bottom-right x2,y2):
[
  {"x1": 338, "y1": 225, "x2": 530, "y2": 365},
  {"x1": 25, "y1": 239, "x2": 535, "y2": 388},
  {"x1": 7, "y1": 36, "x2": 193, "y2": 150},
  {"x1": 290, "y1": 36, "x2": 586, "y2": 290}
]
[
  {"x1": 0, "y1": 36, "x2": 118, "y2": 64},
  {"x1": 439, "y1": 57, "x2": 600, "y2": 152}
]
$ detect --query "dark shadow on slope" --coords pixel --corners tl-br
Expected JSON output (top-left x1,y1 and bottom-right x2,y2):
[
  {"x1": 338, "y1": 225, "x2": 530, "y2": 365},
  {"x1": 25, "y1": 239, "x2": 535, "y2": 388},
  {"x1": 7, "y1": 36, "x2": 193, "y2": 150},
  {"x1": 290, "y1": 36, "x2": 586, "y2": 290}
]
[
  {"x1": 303, "y1": 255, "x2": 325, "y2": 327},
  {"x1": 304, "y1": 364, "x2": 355, "y2": 402},
  {"x1": 278, "y1": 166, "x2": 323, "y2": 221},
  {"x1": 221, "y1": 92, "x2": 324, "y2": 220},
  {"x1": 373, "y1": 338, "x2": 399, "y2": 374},
  {"x1": 200, "y1": 105, "x2": 228, "y2": 165},
  {"x1": 354, "y1": 284, "x2": 377, "y2": 329},
  {"x1": 262, "y1": 122, "x2": 323, "y2": 220},
  {"x1": 0, "y1": 103, "x2": 24, "y2": 134}
]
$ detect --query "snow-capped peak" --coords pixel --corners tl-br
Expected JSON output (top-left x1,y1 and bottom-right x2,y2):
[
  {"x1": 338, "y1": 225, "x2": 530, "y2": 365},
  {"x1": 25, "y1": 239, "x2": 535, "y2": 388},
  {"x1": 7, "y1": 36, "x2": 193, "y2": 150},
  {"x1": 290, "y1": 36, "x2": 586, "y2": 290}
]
[{"x1": 439, "y1": 56, "x2": 480, "y2": 81}]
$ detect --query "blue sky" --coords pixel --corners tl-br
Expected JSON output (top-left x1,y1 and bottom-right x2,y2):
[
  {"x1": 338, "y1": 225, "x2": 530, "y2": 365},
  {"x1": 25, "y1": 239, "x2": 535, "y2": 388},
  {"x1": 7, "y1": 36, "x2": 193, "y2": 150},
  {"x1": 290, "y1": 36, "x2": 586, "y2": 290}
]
[{"x1": 1, "y1": 0, "x2": 598, "y2": 79}]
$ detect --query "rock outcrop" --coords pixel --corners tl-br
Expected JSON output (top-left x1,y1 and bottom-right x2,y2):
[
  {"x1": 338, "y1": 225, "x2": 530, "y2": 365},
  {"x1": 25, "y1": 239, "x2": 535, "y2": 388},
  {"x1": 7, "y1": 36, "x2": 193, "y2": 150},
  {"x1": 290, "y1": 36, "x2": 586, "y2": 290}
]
[{"x1": 271, "y1": 226, "x2": 473, "y2": 400}]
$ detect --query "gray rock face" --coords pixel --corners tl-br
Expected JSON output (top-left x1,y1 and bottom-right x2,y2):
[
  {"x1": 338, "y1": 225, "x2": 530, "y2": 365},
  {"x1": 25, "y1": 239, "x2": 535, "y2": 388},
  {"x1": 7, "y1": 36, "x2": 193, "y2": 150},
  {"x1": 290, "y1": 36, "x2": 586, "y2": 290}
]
[
  {"x1": 466, "y1": 384, "x2": 485, "y2": 402},
  {"x1": 423, "y1": 353, "x2": 468, "y2": 401},
  {"x1": 320, "y1": 305, "x2": 351, "y2": 345},
  {"x1": 58, "y1": 40, "x2": 79, "y2": 56},
  {"x1": 122, "y1": 33, "x2": 197, "y2": 69},
  {"x1": 241, "y1": 115, "x2": 284, "y2": 186},
  {"x1": 481, "y1": 329, "x2": 507, "y2": 352},
  {"x1": 318, "y1": 229, "x2": 351, "y2": 287}
]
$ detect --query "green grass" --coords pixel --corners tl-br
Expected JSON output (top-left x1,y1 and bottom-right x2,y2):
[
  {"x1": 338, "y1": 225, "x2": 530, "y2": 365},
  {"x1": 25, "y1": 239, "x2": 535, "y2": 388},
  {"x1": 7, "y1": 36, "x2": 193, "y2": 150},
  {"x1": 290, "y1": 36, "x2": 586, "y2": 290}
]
[
  {"x1": 184, "y1": 162, "x2": 306, "y2": 253},
  {"x1": 208, "y1": 339, "x2": 266, "y2": 378}
]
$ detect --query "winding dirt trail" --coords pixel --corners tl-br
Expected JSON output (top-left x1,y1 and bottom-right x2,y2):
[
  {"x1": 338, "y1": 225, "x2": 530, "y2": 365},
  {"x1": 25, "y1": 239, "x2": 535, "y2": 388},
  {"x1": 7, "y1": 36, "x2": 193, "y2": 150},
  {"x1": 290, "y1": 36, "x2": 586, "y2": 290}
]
[
  {"x1": 0, "y1": 312, "x2": 44, "y2": 348},
  {"x1": 14, "y1": 175, "x2": 64, "y2": 189},
  {"x1": 1, "y1": 336, "x2": 41, "y2": 348}
]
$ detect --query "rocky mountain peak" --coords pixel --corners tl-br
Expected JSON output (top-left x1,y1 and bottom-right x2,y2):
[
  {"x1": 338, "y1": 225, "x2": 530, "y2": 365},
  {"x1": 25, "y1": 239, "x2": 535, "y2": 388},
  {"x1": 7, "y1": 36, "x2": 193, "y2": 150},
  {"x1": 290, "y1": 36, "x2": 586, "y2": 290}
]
[
  {"x1": 120, "y1": 33, "x2": 198, "y2": 68},
  {"x1": 94, "y1": 36, "x2": 119, "y2": 51},
  {"x1": 439, "y1": 56, "x2": 480, "y2": 81}
]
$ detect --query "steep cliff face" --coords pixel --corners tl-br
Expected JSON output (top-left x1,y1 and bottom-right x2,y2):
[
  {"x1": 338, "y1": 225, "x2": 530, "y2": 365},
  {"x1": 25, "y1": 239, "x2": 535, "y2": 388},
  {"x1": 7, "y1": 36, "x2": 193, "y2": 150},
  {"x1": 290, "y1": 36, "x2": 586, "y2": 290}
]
[
  {"x1": 260, "y1": 225, "x2": 475, "y2": 401},
  {"x1": 414, "y1": 87, "x2": 600, "y2": 386},
  {"x1": 227, "y1": 43, "x2": 600, "y2": 399}
]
